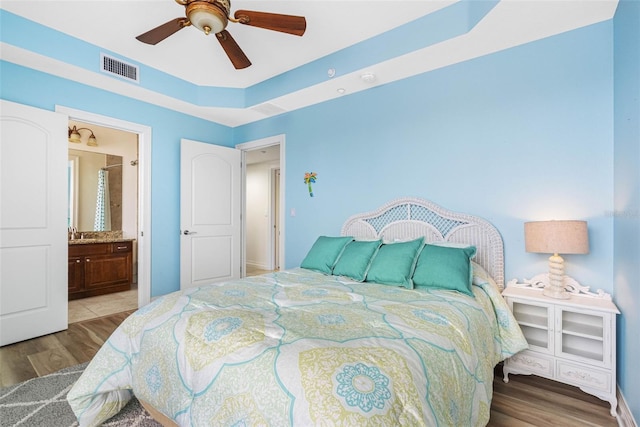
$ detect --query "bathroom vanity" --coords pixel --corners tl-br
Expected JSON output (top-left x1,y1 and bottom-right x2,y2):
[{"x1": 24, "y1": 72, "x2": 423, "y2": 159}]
[{"x1": 68, "y1": 238, "x2": 133, "y2": 300}]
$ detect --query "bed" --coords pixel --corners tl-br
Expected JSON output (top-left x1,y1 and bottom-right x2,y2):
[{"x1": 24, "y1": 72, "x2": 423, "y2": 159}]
[{"x1": 68, "y1": 197, "x2": 527, "y2": 426}]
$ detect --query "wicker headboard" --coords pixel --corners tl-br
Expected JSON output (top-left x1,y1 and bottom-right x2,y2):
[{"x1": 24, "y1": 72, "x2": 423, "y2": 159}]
[{"x1": 340, "y1": 197, "x2": 505, "y2": 290}]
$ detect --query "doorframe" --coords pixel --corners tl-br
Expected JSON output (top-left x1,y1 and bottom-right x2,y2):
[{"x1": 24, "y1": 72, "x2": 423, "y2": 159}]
[
  {"x1": 55, "y1": 106, "x2": 152, "y2": 307},
  {"x1": 236, "y1": 134, "x2": 285, "y2": 277},
  {"x1": 270, "y1": 166, "x2": 280, "y2": 270}
]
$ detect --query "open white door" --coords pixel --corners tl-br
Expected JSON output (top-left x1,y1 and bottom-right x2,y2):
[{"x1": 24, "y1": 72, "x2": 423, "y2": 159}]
[
  {"x1": 1, "y1": 100, "x2": 68, "y2": 346},
  {"x1": 180, "y1": 139, "x2": 241, "y2": 290}
]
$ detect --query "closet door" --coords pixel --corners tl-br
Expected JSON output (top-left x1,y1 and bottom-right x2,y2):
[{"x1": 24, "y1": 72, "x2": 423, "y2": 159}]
[
  {"x1": 0, "y1": 100, "x2": 68, "y2": 345},
  {"x1": 180, "y1": 139, "x2": 241, "y2": 290}
]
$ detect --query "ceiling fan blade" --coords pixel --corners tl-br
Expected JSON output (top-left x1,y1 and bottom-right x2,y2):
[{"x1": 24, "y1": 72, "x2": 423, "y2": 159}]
[
  {"x1": 216, "y1": 30, "x2": 252, "y2": 69},
  {"x1": 136, "y1": 18, "x2": 189, "y2": 45},
  {"x1": 234, "y1": 10, "x2": 306, "y2": 36}
]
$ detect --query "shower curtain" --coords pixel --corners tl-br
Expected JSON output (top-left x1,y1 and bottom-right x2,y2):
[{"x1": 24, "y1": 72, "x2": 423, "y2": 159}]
[{"x1": 94, "y1": 169, "x2": 111, "y2": 231}]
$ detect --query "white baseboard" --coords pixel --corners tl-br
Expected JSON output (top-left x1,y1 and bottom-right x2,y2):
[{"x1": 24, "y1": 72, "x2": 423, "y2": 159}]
[{"x1": 617, "y1": 387, "x2": 638, "y2": 427}]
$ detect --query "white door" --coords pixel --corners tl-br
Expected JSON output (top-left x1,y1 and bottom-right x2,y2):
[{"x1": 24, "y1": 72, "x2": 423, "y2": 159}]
[
  {"x1": 180, "y1": 139, "x2": 241, "y2": 290},
  {"x1": 0, "y1": 100, "x2": 68, "y2": 346}
]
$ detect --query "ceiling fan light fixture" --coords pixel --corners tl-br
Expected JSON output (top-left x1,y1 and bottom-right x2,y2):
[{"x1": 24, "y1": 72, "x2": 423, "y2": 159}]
[{"x1": 186, "y1": 2, "x2": 228, "y2": 35}]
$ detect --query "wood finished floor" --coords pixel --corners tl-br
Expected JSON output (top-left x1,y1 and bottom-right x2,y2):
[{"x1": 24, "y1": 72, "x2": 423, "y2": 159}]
[{"x1": 0, "y1": 283, "x2": 618, "y2": 426}]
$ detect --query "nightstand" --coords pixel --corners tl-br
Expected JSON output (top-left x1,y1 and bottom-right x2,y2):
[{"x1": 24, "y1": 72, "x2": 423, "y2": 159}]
[{"x1": 502, "y1": 283, "x2": 620, "y2": 417}]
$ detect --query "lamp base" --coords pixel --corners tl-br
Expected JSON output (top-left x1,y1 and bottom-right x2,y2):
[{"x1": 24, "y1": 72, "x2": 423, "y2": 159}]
[
  {"x1": 544, "y1": 253, "x2": 570, "y2": 299},
  {"x1": 543, "y1": 286, "x2": 571, "y2": 299}
]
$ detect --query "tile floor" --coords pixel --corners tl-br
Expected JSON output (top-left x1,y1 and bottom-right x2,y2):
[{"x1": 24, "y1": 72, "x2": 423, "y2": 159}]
[{"x1": 68, "y1": 288, "x2": 138, "y2": 323}]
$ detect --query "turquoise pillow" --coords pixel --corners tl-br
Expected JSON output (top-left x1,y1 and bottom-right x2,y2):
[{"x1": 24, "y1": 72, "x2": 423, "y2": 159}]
[
  {"x1": 300, "y1": 236, "x2": 353, "y2": 274},
  {"x1": 365, "y1": 238, "x2": 424, "y2": 289},
  {"x1": 412, "y1": 244, "x2": 477, "y2": 296},
  {"x1": 332, "y1": 240, "x2": 382, "y2": 281}
]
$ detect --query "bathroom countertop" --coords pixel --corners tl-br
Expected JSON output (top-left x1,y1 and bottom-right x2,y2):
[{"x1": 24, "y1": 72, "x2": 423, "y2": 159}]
[{"x1": 68, "y1": 238, "x2": 135, "y2": 245}]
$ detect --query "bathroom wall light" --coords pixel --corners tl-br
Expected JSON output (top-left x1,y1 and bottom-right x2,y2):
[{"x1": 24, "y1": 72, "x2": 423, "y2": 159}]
[{"x1": 68, "y1": 125, "x2": 98, "y2": 146}]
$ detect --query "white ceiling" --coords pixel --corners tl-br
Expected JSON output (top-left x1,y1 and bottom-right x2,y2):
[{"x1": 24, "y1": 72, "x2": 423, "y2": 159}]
[{"x1": 1, "y1": 1, "x2": 618, "y2": 127}]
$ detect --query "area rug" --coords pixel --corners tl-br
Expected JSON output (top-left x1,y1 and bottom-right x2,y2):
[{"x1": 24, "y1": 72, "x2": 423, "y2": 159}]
[{"x1": 0, "y1": 363, "x2": 161, "y2": 426}]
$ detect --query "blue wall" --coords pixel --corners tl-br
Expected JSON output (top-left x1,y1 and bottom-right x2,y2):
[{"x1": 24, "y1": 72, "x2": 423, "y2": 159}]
[
  {"x1": 236, "y1": 15, "x2": 640, "y2": 421},
  {"x1": 236, "y1": 22, "x2": 616, "y2": 293},
  {"x1": 614, "y1": 0, "x2": 640, "y2": 421},
  {"x1": 0, "y1": 61, "x2": 234, "y2": 296}
]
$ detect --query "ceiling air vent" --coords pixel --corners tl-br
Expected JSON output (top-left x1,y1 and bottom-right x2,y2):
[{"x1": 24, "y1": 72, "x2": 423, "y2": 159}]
[
  {"x1": 100, "y1": 53, "x2": 139, "y2": 83},
  {"x1": 251, "y1": 103, "x2": 287, "y2": 117}
]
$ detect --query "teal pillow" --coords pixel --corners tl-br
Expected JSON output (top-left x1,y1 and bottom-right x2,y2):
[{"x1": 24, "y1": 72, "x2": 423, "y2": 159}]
[
  {"x1": 300, "y1": 236, "x2": 353, "y2": 274},
  {"x1": 332, "y1": 240, "x2": 382, "y2": 281},
  {"x1": 412, "y1": 244, "x2": 477, "y2": 296},
  {"x1": 365, "y1": 238, "x2": 424, "y2": 289}
]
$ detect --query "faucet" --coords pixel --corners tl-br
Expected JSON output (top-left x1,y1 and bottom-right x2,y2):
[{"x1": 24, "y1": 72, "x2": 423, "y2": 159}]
[{"x1": 69, "y1": 226, "x2": 77, "y2": 240}]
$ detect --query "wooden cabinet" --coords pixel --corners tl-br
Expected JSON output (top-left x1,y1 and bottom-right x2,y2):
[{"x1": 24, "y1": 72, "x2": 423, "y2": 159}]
[
  {"x1": 68, "y1": 241, "x2": 133, "y2": 299},
  {"x1": 502, "y1": 285, "x2": 619, "y2": 417}
]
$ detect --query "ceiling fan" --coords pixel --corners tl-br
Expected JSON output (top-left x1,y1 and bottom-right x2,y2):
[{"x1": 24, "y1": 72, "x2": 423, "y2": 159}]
[{"x1": 135, "y1": 0, "x2": 306, "y2": 69}]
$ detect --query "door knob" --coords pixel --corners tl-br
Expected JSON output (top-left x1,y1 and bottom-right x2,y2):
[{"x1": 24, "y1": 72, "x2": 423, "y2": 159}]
[{"x1": 183, "y1": 230, "x2": 197, "y2": 235}]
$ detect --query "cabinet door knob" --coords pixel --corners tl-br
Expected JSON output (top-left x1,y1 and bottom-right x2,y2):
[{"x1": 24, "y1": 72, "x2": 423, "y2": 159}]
[
  {"x1": 86, "y1": 258, "x2": 90, "y2": 262},
  {"x1": 76, "y1": 259, "x2": 81, "y2": 263}
]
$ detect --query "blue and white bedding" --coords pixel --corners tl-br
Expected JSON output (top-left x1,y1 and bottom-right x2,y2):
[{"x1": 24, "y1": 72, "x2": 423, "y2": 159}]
[{"x1": 68, "y1": 268, "x2": 527, "y2": 426}]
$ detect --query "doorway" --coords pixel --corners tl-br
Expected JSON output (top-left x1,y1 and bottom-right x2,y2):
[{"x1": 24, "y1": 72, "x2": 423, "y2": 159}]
[
  {"x1": 66, "y1": 120, "x2": 140, "y2": 322},
  {"x1": 56, "y1": 106, "x2": 152, "y2": 309},
  {"x1": 238, "y1": 135, "x2": 285, "y2": 277}
]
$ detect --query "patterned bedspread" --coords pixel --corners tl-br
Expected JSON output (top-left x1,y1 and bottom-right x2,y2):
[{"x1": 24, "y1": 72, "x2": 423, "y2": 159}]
[{"x1": 68, "y1": 268, "x2": 527, "y2": 426}]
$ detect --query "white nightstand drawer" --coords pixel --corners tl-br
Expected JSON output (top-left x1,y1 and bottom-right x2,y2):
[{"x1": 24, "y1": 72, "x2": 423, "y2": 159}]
[
  {"x1": 507, "y1": 350, "x2": 554, "y2": 377},
  {"x1": 556, "y1": 360, "x2": 612, "y2": 392}
]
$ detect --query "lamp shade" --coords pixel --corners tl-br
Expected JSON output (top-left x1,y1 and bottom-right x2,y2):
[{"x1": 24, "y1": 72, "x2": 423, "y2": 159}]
[
  {"x1": 524, "y1": 220, "x2": 589, "y2": 255},
  {"x1": 86, "y1": 134, "x2": 98, "y2": 147},
  {"x1": 68, "y1": 126, "x2": 81, "y2": 143}
]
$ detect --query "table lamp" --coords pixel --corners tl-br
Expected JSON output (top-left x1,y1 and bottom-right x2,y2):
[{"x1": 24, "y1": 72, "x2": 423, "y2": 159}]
[{"x1": 524, "y1": 220, "x2": 589, "y2": 299}]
